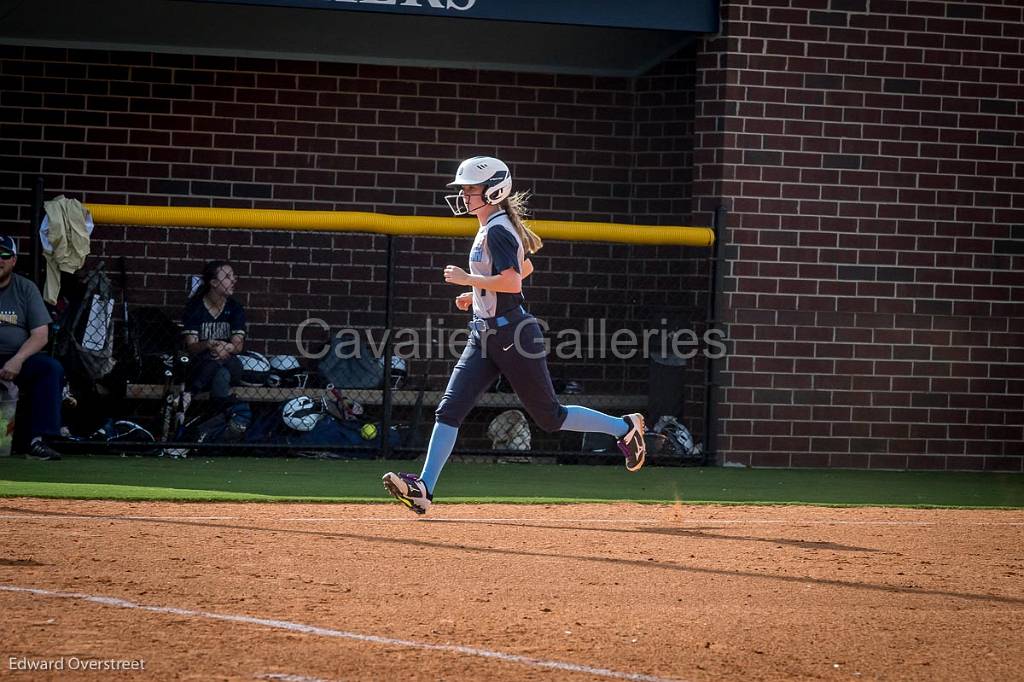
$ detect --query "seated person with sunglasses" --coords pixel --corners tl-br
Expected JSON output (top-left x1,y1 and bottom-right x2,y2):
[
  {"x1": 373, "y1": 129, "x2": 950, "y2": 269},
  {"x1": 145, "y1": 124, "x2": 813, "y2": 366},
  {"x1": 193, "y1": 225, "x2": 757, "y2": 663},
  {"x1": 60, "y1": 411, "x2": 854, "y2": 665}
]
[{"x1": 0, "y1": 235, "x2": 63, "y2": 460}]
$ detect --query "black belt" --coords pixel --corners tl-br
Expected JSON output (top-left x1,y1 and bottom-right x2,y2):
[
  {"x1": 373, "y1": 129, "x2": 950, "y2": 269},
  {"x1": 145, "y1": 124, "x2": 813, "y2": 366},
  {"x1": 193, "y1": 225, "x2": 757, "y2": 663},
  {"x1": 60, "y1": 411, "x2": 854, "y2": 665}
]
[{"x1": 470, "y1": 305, "x2": 528, "y2": 333}]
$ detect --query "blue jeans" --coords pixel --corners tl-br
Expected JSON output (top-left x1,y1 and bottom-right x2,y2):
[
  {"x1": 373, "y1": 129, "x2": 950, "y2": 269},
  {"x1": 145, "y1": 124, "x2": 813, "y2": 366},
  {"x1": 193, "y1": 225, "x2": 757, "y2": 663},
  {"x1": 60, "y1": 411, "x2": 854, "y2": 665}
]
[
  {"x1": 2, "y1": 353, "x2": 64, "y2": 445},
  {"x1": 188, "y1": 354, "x2": 243, "y2": 400}
]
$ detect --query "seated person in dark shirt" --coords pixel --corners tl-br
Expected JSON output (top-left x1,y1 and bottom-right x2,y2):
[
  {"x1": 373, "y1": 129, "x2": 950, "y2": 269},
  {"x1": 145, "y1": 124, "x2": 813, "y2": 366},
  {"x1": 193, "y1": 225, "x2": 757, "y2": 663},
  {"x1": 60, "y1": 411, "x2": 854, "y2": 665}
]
[{"x1": 181, "y1": 260, "x2": 245, "y2": 401}]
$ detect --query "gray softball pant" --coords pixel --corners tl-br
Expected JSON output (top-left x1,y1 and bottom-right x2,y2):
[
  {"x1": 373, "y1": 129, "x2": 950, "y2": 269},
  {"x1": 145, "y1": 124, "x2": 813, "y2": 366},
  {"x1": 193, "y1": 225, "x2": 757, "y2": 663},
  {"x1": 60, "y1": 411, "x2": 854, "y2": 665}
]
[{"x1": 435, "y1": 316, "x2": 568, "y2": 432}]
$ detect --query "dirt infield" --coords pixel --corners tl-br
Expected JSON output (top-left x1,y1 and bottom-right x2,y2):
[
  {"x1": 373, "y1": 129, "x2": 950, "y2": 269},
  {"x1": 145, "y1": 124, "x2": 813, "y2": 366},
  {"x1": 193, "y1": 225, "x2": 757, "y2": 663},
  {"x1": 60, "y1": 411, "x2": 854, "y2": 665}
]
[{"x1": 1, "y1": 498, "x2": 1022, "y2": 681}]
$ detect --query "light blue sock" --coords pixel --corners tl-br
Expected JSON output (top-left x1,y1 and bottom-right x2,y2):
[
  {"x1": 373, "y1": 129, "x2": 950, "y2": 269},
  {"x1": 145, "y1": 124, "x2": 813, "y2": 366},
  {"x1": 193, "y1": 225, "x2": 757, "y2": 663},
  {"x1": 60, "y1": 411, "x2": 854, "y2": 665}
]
[
  {"x1": 419, "y1": 422, "x2": 459, "y2": 494},
  {"x1": 560, "y1": 406, "x2": 628, "y2": 438}
]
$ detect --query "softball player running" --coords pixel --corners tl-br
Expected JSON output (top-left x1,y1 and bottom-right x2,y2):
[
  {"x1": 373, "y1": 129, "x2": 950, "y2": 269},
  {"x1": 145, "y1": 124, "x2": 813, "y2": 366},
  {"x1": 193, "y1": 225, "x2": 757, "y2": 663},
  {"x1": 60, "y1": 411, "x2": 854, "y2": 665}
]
[{"x1": 383, "y1": 156, "x2": 646, "y2": 515}]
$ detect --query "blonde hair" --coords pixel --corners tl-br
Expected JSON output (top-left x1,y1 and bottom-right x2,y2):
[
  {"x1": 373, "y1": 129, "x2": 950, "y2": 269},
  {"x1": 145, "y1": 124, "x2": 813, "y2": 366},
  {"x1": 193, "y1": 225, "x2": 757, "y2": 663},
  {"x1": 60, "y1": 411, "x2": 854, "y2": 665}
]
[{"x1": 503, "y1": 191, "x2": 543, "y2": 254}]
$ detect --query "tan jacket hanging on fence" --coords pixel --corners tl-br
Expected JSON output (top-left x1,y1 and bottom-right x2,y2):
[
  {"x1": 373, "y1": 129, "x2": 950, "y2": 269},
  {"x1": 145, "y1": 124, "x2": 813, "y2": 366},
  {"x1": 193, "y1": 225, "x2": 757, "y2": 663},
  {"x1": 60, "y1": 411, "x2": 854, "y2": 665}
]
[{"x1": 41, "y1": 196, "x2": 92, "y2": 305}]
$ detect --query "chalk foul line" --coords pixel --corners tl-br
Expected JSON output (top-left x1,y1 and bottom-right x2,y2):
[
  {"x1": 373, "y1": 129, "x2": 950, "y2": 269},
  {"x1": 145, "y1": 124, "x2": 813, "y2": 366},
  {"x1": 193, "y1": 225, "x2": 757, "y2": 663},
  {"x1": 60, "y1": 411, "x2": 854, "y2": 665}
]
[{"x1": 1, "y1": 584, "x2": 685, "y2": 682}]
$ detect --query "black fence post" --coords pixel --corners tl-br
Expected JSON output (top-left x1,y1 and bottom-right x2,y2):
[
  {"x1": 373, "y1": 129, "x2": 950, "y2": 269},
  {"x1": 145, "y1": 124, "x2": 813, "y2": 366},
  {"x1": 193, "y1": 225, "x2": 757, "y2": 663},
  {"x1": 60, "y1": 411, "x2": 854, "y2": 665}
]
[
  {"x1": 380, "y1": 234, "x2": 395, "y2": 459},
  {"x1": 29, "y1": 175, "x2": 44, "y2": 288},
  {"x1": 703, "y1": 205, "x2": 728, "y2": 465}
]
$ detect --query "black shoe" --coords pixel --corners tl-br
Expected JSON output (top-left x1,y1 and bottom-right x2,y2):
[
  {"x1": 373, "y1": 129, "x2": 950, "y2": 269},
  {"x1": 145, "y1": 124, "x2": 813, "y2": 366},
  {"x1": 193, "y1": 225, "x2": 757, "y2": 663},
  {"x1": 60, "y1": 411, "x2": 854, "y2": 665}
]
[{"x1": 26, "y1": 439, "x2": 62, "y2": 461}]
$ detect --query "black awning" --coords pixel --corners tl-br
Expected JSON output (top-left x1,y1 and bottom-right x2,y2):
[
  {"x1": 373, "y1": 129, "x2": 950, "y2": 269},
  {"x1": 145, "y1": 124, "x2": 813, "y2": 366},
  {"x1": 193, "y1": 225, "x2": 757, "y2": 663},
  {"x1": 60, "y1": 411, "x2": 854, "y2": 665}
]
[
  {"x1": 0, "y1": 0, "x2": 718, "y2": 76},
  {"x1": 186, "y1": 0, "x2": 719, "y2": 33}
]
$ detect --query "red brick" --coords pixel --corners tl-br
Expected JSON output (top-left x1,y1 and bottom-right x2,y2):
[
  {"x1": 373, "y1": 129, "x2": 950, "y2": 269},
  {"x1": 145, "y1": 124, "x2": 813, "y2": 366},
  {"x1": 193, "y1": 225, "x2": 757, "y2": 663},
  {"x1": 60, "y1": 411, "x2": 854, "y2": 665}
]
[
  {"x1": 867, "y1": 454, "x2": 909, "y2": 469},
  {"x1": 750, "y1": 452, "x2": 792, "y2": 468},
  {"x1": 828, "y1": 453, "x2": 871, "y2": 468},
  {"x1": 788, "y1": 451, "x2": 830, "y2": 468},
  {"x1": 945, "y1": 456, "x2": 985, "y2": 471},
  {"x1": 907, "y1": 455, "x2": 948, "y2": 470}
]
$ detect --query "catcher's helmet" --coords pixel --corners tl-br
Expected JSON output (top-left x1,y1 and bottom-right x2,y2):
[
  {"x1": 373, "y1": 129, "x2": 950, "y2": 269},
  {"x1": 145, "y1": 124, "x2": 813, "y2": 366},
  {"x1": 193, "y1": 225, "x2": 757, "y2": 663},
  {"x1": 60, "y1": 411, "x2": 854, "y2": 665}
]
[
  {"x1": 653, "y1": 416, "x2": 695, "y2": 453},
  {"x1": 444, "y1": 156, "x2": 512, "y2": 215},
  {"x1": 379, "y1": 355, "x2": 408, "y2": 389},
  {"x1": 282, "y1": 396, "x2": 322, "y2": 432},
  {"x1": 651, "y1": 415, "x2": 704, "y2": 464}
]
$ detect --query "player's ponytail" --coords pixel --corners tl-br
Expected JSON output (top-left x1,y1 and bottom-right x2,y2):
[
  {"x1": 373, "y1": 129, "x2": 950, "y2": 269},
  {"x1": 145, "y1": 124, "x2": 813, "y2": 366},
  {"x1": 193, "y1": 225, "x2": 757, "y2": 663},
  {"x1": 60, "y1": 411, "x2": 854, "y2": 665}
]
[
  {"x1": 191, "y1": 260, "x2": 231, "y2": 300},
  {"x1": 503, "y1": 192, "x2": 543, "y2": 254}
]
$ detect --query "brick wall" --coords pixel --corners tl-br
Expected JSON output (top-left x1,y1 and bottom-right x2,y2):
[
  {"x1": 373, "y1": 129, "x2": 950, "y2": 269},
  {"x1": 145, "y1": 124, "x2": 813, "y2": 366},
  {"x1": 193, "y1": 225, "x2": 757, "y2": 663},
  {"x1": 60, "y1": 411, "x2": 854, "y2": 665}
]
[
  {"x1": 0, "y1": 46, "x2": 708, "y2": 431},
  {"x1": 694, "y1": 0, "x2": 1023, "y2": 470}
]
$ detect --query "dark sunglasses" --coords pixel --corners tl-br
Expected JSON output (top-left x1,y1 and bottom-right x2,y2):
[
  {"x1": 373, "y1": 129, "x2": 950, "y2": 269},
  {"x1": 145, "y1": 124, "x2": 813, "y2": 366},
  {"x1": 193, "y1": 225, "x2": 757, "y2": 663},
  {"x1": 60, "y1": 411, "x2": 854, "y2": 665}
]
[{"x1": 0, "y1": 252, "x2": 14, "y2": 261}]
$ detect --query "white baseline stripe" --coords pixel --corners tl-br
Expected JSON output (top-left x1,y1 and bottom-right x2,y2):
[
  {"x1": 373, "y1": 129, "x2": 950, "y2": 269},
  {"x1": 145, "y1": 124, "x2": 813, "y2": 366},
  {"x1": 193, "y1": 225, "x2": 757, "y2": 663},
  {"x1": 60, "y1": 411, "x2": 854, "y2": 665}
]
[
  {"x1": 1, "y1": 585, "x2": 685, "y2": 682},
  {"x1": 268, "y1": 517, "x2": 1024, "y2": 526},
  {"x1": 283, "y1": 517, "x2": 658, "y2": 524},
  {"x1": 0, "y1": 515, "x2": 239, "y2": 521},
  {"x1": 0, "y1": 514, "x2": 655, "y2": 524},
  {"x1": 1, "y1": 514, "x2": 1021, "y2": 526},
  {"x1": 257, "y1": 674, "x2": 333, "y2": 682}
]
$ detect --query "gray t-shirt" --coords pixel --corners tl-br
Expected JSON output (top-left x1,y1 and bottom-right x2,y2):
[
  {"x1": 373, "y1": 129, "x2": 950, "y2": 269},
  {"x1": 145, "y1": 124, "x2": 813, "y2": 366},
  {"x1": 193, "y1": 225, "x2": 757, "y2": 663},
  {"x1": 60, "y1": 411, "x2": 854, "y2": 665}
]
[{"x1": 0, "y1": 274, "x2": 51, "y2": 356}]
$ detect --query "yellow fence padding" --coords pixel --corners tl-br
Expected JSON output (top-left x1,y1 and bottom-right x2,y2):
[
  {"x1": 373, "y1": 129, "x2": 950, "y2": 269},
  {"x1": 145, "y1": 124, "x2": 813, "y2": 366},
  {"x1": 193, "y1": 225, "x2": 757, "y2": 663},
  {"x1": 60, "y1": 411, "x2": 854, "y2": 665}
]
[{"x1": 85, "y1": 204, "x2": 715, "y2": 247}]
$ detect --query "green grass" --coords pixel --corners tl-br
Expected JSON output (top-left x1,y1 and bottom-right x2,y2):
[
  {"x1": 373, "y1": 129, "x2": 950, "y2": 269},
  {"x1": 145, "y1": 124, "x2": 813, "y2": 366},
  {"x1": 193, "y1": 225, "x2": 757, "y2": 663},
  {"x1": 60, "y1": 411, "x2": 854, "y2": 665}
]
[{"x1": 1, "y1": 456, "x2": 1021, "y2": 508}]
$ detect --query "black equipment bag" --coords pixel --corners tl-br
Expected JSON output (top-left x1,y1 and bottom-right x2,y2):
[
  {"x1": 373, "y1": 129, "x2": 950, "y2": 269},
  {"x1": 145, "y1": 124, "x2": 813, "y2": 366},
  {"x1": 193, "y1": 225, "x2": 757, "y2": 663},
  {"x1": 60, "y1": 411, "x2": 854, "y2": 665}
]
[{"x1": 126, "y1": 306, "x2": 182, "y2": 383}]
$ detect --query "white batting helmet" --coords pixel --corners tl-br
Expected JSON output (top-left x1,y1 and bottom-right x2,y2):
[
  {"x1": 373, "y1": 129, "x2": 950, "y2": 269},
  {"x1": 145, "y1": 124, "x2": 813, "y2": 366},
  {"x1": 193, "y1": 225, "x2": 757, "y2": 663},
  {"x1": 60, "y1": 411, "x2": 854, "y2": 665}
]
[
  {"x1": 282, "y1": 396, "x2": 322, "y2": 432},
  {"x1": 444, "y1": 156, "x2": 512, "y2": 215}
]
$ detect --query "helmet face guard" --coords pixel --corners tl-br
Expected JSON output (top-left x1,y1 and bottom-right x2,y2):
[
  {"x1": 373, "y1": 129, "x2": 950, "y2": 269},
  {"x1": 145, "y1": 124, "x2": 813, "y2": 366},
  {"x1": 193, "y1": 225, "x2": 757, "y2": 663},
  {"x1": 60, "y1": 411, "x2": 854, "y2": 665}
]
[
  {"x1": 444, "y1": 156, "x2": 512, "y2": 216},
  {"x1": 444, "y1": 189, "x2": 471, "y2": 216}
]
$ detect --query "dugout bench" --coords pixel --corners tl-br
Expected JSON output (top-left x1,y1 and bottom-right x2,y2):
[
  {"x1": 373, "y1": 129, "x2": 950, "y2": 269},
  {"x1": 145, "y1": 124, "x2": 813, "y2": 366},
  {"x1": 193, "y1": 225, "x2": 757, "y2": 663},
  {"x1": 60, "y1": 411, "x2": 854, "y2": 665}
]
[
  {"x1": 125, "y1": 383, "x2": 645, "y2": 410},
  {"x1": 124, "y1": 382, "x2": 647, "y2": 456}
]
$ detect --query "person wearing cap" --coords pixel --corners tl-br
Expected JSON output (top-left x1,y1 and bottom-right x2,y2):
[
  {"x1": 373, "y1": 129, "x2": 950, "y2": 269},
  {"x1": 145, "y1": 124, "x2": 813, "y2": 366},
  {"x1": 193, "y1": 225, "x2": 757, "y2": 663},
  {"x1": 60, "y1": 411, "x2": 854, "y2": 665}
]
[{"x1": 0, "y1": 235, "x2": 64, "y2": 460}]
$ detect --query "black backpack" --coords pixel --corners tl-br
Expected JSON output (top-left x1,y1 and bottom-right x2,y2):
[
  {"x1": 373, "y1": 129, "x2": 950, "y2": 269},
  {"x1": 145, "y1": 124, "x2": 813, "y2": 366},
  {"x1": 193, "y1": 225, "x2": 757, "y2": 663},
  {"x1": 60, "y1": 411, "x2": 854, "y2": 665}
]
[
  {"x1": 318, "y1": 338, "x2": 385, "y2": 389},
  {"x1": 124, "y1": 306, "x2": 183, "y2": 383},
  {"x1": 55, "y1": 262, "x2": 116, "y2": 381}
]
